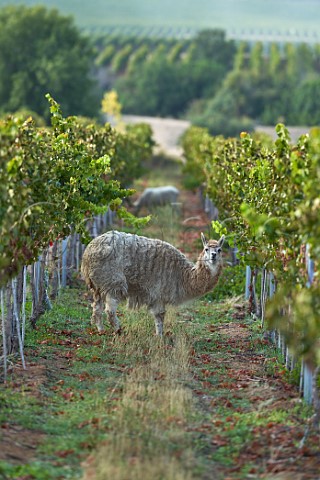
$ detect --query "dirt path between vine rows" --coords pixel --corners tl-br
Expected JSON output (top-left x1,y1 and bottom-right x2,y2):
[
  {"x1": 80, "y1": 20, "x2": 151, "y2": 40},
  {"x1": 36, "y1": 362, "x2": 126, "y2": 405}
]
[{"x1": 186, "y1": 314, "x2": 320, "y2": 479}]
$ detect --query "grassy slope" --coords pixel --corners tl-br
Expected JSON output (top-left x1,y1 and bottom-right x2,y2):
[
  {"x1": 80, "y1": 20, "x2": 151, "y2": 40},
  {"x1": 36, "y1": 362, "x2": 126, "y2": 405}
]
[
  {"x1": 0, "y1": 157, "x2": 319, "y2": 479},
  {"x1": 0, "y1": 0, "x2": 319, "y2": 32}
]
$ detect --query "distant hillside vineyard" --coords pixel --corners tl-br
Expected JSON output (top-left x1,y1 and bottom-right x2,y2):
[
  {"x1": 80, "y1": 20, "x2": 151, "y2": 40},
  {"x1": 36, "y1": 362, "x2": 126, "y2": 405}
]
[{"x1": 0, "y1": 0, "x2": 319, "y2": 43}]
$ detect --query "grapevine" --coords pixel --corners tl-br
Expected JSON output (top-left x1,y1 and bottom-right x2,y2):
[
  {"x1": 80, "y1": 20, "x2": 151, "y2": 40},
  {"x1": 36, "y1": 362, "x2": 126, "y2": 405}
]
[
  {"x1": 0, "y1": 95, "x2": 153, "y2": 287},
  {"x1": 182, "y1": 124, "x2": 319, "y2": 367}
]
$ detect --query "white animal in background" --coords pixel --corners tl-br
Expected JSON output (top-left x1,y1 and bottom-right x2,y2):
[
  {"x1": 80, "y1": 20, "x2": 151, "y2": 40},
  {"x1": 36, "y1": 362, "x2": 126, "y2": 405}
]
[
  {"x1": 81, "y1": 230, "x2": 225, "y2": 336},
  {"x1": 133, "y1": 185, "x2": 180, "y2": 214}
]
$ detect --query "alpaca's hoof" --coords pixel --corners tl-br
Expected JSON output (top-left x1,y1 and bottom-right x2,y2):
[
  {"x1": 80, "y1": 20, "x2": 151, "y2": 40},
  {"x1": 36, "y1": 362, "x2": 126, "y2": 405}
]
[{"x1": 96, "y1": 324, "x2": 105, "y2": 334}]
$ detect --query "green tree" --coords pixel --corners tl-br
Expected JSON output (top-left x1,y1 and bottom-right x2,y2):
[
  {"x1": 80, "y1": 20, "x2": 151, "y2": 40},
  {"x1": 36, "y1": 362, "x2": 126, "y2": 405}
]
[
  {"x1": 116, "y1": 46, "x2": 232, "y2": 117},
  {"x1": 114, "y1": 29, "x2": 235, "y2": 117},
  {"x1": 292, "y1": 76, "x2": 320, "y2": 125},
  {"x1": 0, "y1": 5, "x2": 99, "y2": 120},
  {"x1": 233, "y1": 41, "x2": 249, "y2": 71},
  {"x1": 268, "y1": 43, "x2": 282, "y2": 77},
  {"x1": 190, "y1": 29, "x2": 236, "y2": 68},
  {"x1": 193, "y1": 39, "x2": 320, "y2": 129},
  {"x1": 249, "y1": 42, "x2": 264, "y2": 75},
  {"x1": 190, "y1": 92, "x2": 254, "y2": 137},
  {"x1": 116, "y1": 55, "x2": 194, "y2": 117},
  {"x1": 284, "y1": 43, "x2": 314, "y2": 83}
]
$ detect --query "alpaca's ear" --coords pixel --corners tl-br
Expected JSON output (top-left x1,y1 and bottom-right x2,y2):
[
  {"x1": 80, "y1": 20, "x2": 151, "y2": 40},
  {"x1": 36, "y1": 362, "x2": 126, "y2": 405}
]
[
  {"x1": 218, "y1": 234, "x2": 225, "y2": 247},
  {"x1": 201, "y1": 232, "x2": 207, "y2": 248}
]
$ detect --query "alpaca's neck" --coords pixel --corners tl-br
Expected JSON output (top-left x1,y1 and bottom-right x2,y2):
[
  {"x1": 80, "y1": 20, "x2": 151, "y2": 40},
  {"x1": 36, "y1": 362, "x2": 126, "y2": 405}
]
[{"x1": 183, "y1": 257, "x2": 222, "y2": 301}]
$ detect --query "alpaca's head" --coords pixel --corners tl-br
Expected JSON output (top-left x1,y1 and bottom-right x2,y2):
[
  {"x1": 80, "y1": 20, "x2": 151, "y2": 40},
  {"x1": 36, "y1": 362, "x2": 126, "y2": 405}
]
[{"x1": 200, "y1": 233, "x2": 225, "y2": 268}]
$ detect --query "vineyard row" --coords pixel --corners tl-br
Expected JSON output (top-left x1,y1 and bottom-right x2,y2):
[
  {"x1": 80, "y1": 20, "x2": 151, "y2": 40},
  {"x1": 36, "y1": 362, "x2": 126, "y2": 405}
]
[
  {"x1": 88, "y1": 24, "x2": 320, "y2": 45},
  {"x1": 182, "y1": 124, "x2": 320, "y2": 407},
  {"x1": 0, "y1": 95, "x2": 154, "y2": 376}
]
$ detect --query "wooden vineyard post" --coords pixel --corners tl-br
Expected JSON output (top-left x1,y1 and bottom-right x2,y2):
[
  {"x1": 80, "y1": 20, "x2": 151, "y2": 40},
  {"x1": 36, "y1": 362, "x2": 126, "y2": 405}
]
[
  {"x1": 11, "y1": 278, "x2": 26, "y2": 370},
  {"x1": 1, "y1": 288, "x2": 7, "y2": 381}
]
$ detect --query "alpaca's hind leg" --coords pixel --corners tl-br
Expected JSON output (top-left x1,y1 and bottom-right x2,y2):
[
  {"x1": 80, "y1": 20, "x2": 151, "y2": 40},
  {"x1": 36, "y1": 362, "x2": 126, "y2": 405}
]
[
  {"x1": 91, "y1": 292, "x2": 104, "y2": 332},
  {"x1": 105, "y1": 296, "x2": 121, "y2": 334},
  {"x1": 151, "y1": 309, "x2": 165, "y2": 336}
]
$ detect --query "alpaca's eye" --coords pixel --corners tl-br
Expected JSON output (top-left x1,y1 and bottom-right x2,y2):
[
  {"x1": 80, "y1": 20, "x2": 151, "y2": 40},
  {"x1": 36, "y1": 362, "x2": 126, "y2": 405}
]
[
  {"x1": 217, "y1": 247, "x2": 221, "y2": 253},
  {"x1": 205, "y1": 247, "x2": 209, "y2": 252}
]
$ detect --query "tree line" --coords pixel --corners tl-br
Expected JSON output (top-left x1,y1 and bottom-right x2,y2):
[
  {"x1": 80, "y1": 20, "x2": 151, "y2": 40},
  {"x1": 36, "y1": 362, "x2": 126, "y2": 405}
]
[
  {"x1": 1, "y1": 4, "x2": 320, "y2": 134},
  {"x1": 95, "y1": 30, "x2": 320, "y2": 135}
]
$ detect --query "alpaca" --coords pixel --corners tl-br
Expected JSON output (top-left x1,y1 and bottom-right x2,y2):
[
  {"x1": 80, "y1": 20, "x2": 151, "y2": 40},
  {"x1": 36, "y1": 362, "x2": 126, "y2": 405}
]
[
  {"x1": 133, "y1": 186, "x2": 180, "y2": 214},
  {"x1": 81, "y1": 231, "x2": 225, "y2": 336}
]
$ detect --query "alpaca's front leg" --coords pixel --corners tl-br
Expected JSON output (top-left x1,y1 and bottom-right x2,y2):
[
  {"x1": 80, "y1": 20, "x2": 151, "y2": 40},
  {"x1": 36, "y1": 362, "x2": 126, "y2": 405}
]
[
  {"x1": 152, "y1": 310, "x2": 165, "y2": 336},
  {"x1": 91, "y1": 292, "x2": 104, "y2": 332},
  {"x1": 105, "y1": 296, "x2": 121, "y2": 334}
]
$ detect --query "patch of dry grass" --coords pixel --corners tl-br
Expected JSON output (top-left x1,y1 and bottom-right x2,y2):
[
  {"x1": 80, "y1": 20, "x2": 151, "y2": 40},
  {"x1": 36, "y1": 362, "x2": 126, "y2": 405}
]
[{"x1": 82, "y1": 308, "x2": 197, "y2": 480}]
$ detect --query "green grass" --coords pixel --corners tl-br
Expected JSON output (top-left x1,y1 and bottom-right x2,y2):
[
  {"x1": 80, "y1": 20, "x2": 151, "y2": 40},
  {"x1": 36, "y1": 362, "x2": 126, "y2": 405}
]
[{"x1": 0, "y1": 0, "x2": 319, "y2": 36}]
